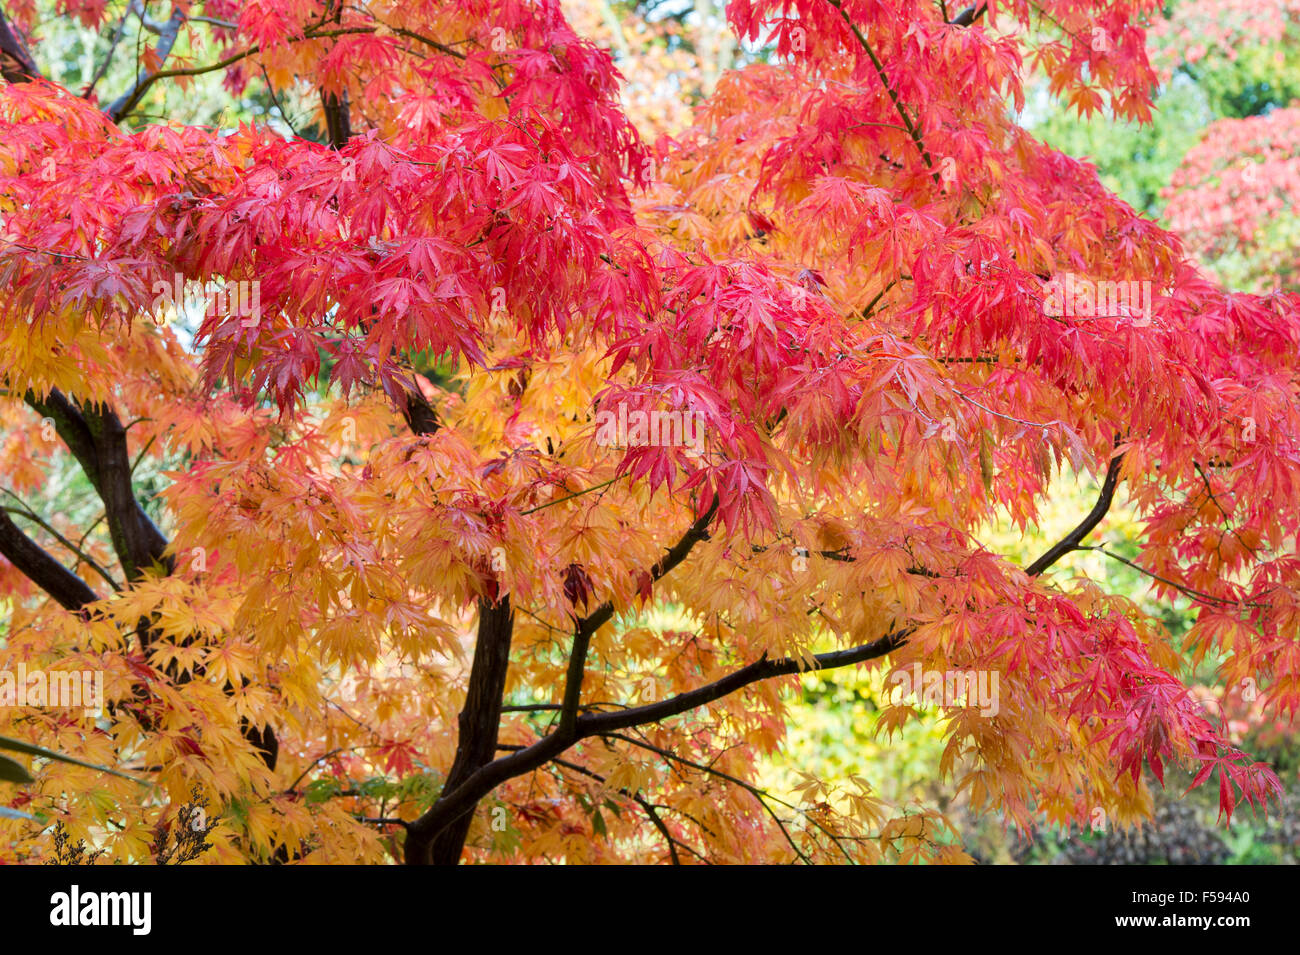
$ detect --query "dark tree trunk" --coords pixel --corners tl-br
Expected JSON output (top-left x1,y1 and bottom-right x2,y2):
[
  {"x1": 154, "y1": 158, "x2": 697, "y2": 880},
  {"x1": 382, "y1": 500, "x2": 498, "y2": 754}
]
[
  {"x1": 0, "y1": 7, "x2": 40, "y2": 84},
  {"x1": 406, "y1": 596, "x2": 515, "y2": 864}
]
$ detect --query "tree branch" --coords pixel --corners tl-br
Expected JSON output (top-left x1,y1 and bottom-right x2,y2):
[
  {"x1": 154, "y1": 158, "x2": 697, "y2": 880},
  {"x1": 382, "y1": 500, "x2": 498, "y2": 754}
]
[
  {"x1": 405, "y1": 624, "x2": 908, "y2": 860},
  {"x1": 1025, "y1": 449, "x2": 1124, "y2": 577},
  {"x1": 82, "y1": 5, "x2": 132, "y2": 98},
  {"x1": 318, "y1": 0, "x2": 352, "y2": 150},
  {"x1": 104, "y1": 4, "x2": 187, "y2": 123},
  {"x1": 399, "y1": 389, "x2": 440, "y2": 435},
  {"x1": 947, "y1": 3, "x2": 988, "y2": 27},
  {"x1": 103, "y1": 20, "x2": 467, "y2": 127},
  {"x1": 0, "y1": 507, "x2": 99, "y2": 611},
  {"x1": 823, "y1": 0, "x2": 937, "y2": 177},
  {"x1": 129, "y1": 0, "x2": 171, "y2": 35},
  {"x1": 407, "y1": 500, "x2": 723, "y2": 863},
  {"x1": 24, "y1": 390, "x2": 172, "y2": 582},
  {"x1": 1079, "y1": 546, "x2": 1260, "y2": 609},
  {"x1": 558, "y1": 499, "x2": 720, "y2": 737},
  {"x1": 601, "y1": 731, "x2": 858, "y2": 863},
  {"x1": 578, "y1": 629, "x2": 906, "y2": 736},
  {"x1": 540, "y1": 753, "x2": 689, "y2": 864},
  {"x1": 1, "y1": 494, "x2": 120, "y2": 591},
  {"x1": 0, "y1": 3, "x2": 40, "y2": 83}
]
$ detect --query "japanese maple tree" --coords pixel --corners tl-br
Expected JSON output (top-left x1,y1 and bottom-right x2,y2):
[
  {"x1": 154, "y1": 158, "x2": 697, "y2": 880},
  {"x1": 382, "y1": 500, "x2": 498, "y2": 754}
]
[{"x1": 0, "y1": 0, "x2": 1296, "y2": 865}]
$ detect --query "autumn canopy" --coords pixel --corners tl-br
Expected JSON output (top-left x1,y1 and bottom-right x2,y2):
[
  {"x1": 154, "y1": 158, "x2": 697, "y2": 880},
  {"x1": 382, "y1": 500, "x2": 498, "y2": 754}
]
[{"x1": 0, "y1": 0, "x2": 1296, "y2": 865}]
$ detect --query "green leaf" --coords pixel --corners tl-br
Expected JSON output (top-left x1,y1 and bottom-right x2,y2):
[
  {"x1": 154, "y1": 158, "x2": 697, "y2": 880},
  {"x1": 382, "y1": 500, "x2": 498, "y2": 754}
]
[
  {"x1": 358, "y1": 776, "x2": 396, "y2": 799},
  {"x1": 304, "y1": 779, "x2": 342, "y2": 804},
  {"x1": 0, "y1": 735, "x2": 142, "y2": 783},
  {"x1": 227, "y1": 798, "x2": 249, "y2": 825},
  {"x1": 591, "y1": 807, "x2": 607, "y2": 838},
  {"x1": 0, "y1": 755, "x2": 35, "y2": 784}
]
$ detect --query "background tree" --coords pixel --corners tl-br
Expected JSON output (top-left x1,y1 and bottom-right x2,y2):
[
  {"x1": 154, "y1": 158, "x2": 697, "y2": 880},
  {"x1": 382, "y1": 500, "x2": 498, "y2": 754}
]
[{"x1": 1025, "y1": 0, "x2": 1300, "y2": 293}]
